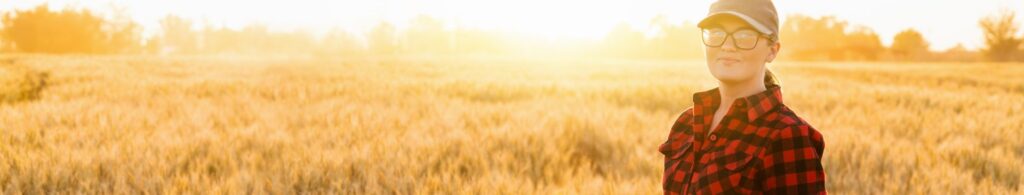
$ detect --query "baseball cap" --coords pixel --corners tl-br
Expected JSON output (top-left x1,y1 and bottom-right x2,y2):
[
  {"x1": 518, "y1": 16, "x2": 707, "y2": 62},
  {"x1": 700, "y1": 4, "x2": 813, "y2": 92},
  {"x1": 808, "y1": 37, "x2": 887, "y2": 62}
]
[{"x1": 697, "y1": 0, "x2": 779, "y2": 42}]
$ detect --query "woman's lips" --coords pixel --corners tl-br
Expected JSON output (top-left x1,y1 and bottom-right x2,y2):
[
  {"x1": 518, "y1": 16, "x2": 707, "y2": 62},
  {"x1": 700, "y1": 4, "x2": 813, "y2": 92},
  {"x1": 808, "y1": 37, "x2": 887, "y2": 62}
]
[{"x1": 717, "y1": 57, "x2": 740, "y2": 65}]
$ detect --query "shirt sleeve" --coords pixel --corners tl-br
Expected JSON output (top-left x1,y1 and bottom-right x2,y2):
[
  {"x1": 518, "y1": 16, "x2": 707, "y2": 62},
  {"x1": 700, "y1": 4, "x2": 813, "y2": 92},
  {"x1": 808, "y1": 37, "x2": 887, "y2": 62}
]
[
  {"x1": 660, "y1": 108, "x2": 693, "y2": 156},
  {"x1": 757, "y1": 124, "x2": 827, "y2": 194}
]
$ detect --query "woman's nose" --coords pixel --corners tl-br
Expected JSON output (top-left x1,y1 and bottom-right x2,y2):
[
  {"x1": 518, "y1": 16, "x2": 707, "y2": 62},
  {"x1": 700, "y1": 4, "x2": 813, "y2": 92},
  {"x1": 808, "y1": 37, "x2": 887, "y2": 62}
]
[{"x1": 720, "y1": 37, "x2": 738, "y2": 51}]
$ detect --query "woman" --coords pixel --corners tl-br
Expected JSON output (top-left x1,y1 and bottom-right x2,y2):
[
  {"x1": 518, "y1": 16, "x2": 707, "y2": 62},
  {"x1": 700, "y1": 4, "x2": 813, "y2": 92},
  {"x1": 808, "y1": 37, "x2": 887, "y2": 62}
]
[{"x1": 659, "y1": 0, "x2": 826, "y2": 194}]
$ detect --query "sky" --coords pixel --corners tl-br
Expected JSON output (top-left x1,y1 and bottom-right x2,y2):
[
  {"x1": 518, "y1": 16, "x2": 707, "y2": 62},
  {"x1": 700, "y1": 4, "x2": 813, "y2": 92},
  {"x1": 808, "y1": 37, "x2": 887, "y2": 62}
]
[{"x1": 1, "y1": 0, "x2": 1023, "y2": 51}]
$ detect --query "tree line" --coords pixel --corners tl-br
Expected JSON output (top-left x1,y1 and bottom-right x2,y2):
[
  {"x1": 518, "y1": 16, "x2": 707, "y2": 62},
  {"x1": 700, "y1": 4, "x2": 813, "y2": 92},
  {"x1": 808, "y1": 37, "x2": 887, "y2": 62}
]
[{"x1": 2, "y1": 4, "x2": 1023, "y2": 62}]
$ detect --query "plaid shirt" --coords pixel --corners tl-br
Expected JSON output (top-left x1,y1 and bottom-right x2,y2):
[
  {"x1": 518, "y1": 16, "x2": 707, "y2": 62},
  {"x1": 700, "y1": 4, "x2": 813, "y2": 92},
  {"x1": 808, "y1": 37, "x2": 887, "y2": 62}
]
[{"x1": 660, "y1": 85, "x2": 826, "y2": 194}]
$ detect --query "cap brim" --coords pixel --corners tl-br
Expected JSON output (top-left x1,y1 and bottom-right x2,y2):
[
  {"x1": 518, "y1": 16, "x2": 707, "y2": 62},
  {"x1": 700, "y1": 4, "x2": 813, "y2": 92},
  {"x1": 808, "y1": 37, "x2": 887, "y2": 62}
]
[{"x1": 697, "y1": 11, "x2": 773, "y2": 35}]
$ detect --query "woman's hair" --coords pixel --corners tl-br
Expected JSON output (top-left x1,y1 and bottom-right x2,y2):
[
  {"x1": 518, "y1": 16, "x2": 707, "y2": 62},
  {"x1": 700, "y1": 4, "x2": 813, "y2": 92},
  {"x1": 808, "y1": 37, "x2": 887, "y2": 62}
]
[
  {"x1": 764, "y1": 69, "x2": 779, "y2": 87},
  {"x1": 764, "y1": 38, "x2": 780, "y2": 87}
]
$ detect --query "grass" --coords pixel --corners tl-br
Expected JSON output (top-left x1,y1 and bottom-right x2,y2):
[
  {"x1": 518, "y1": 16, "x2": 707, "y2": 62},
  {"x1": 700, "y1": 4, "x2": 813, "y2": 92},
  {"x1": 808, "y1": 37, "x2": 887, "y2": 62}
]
[
  {"x1": 0, "y1": 59, "x2": 46, "y2": 103},
  {"x1": 0, "y1": 55, "x2": 1021, "y2": 194}
]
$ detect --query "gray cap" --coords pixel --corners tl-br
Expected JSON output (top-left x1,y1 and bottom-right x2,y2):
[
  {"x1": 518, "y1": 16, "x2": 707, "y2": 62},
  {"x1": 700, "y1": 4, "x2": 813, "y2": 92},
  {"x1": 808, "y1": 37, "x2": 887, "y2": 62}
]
[{"x1": 697, "y1": 0, "x2": 779, "y2": 41}]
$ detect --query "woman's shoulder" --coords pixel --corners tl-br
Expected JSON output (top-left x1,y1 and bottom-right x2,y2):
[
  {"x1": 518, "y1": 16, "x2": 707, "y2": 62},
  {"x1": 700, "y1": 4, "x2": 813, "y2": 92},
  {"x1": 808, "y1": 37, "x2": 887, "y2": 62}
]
[
  {"x1": 675, "y1": 107, "x2": 696, "y2": 123},
  {"x1": 666, "y1": 107, "x2": 696, "y2": 138},
  {"x1": 666, "y1": 107, "x2": 697, "y2": 137},
  {"x1": 661, "y1": 107, "x2": 696, "y2": 156}
]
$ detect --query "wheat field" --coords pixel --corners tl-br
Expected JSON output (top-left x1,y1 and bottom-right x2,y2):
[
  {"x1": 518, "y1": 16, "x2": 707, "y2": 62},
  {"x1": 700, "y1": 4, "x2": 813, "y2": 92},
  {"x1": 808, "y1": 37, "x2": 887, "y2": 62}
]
[{"x1": 0, "y1": 55, "x2": 1022, "y2": 194}]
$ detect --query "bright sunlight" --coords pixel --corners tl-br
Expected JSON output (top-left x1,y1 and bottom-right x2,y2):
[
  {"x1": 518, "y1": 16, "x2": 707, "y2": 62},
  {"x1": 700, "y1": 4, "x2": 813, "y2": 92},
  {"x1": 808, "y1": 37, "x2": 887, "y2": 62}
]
[{"x1": 1, "y1": 0, "x2": 1022, "y2": 194}]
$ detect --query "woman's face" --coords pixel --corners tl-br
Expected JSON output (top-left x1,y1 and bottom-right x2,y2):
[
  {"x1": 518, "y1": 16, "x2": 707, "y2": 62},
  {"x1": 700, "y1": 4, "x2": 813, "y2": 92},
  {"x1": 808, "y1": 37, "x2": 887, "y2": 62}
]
[{"x1": 702, "y1": 16, "x2": 780, "y2": 85}]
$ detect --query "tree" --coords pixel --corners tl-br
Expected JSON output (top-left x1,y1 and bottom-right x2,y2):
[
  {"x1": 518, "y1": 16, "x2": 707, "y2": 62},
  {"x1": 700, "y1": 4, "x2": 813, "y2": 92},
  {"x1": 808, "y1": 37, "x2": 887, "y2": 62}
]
[
  {"x1": 368, "y1": 21, "x2": 398, "y2": 55},
  {"x1": 452, "y1": 27, "x2": 504, "y2": 54},
  {"x1": 780, "y1": 15, "x2": 849, "y2": 61},
  {"x1": 0, "y1": 39, "x2": 10, "y2": 52},
  {"x1": 978, "y1": 10, "x2": 1022, "y2": 62},
  {"x1": 648, "y1": 14, "x2": 702, "y2": 59},
  {"x1": 604, "y1": 22, "x2": 646, "y2": 58},
  {"x1": 1, "y1": 5, "x2": 140, "y2": 54},
  {"x1": 891, "y1": 28, "x2": 930, "y2": 61},
  {"x1": 155, "y1": 15, "x2": 199, "y2": 54},
  {"x1": 105, "y1": 4, "x2": 142, "y2": 54},
  {"x1": 843, "y1": 26, "x2": 884, "y2": 61},
  {"x1": 935, "y1": 43, "x2": 979, "y2": 62},
  {"x1": 317, "y1": 28, "x2": 364, "y2": 57},
  {"x1": 405, "y1": 15, "x2": 450, "y2": 54}
]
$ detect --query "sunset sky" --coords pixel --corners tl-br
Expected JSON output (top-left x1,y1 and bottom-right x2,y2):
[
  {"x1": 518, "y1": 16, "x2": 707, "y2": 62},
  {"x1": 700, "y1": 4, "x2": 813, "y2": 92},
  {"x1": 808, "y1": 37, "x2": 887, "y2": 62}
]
[{"x1": 2, "y1": 0, "x2": 1023, "y2": 51}]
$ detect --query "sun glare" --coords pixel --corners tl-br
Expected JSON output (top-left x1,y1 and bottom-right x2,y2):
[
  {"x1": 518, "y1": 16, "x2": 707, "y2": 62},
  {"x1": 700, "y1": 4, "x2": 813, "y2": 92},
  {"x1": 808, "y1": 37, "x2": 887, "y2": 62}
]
[{"x1": 0, "y1": 0, "x2": 1022, "y2": 50}]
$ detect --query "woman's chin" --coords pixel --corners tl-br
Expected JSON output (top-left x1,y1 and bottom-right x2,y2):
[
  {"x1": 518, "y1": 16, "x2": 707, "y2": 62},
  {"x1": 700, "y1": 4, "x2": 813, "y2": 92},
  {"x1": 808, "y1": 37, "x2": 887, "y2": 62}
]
[{"x1": 711, "y1": 74, "x2": 749, "y2": 84}]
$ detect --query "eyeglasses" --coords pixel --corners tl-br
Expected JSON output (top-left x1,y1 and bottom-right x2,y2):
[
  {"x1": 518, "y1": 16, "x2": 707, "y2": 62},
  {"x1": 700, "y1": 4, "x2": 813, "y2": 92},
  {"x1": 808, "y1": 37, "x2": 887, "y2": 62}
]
[{"x1": 701, "y1": 28, "x2": 772, "y2": 50}]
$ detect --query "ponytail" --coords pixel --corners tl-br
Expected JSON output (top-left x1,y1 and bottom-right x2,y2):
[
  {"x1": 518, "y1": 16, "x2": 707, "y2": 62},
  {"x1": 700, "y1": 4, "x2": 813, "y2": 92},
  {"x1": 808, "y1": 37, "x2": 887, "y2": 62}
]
[{"x1": 764, "y1": 69, "x2": 779, "y2": 87}]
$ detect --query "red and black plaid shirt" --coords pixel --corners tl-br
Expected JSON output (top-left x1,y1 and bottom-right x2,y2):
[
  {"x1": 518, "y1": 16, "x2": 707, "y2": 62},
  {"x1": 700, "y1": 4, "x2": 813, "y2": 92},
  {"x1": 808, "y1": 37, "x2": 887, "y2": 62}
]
[{"x1": 660, "y1": 85, "x2": 826, "y2": 194}]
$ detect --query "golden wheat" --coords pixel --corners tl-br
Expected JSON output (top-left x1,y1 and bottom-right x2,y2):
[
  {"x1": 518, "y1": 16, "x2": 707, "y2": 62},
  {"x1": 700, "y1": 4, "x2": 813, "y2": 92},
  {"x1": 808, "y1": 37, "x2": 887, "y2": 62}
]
[{"x1": 0, "y1": 55, "x2": 1021, "y2": 194}]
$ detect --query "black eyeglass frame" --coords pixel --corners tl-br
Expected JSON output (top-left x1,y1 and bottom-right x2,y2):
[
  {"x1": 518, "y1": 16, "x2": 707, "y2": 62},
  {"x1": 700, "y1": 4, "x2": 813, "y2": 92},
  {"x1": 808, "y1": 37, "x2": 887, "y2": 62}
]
[{"x1": 700, "y1": 28, "x2": 775, "y2": 50}]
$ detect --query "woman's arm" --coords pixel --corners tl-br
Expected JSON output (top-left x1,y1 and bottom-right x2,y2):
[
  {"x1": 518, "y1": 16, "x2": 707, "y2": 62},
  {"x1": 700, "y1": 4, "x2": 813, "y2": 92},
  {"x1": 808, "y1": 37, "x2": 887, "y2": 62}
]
[{"x1": 757, "y1": 124, "x2": 827, "y2": 194}]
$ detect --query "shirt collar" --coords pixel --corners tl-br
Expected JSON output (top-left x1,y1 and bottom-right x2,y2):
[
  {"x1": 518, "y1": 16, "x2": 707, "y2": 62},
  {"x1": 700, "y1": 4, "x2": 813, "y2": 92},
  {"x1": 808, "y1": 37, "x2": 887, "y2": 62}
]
[{"x1": 692, "y1": 84, "x2": 783, "y2": 122}]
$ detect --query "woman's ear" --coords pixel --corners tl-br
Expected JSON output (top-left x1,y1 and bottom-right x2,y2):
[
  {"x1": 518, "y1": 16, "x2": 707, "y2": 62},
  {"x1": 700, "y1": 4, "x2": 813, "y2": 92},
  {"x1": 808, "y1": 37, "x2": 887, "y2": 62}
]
[{"x1": 766, "y1": 42, "x2": 781, "y2": 63}]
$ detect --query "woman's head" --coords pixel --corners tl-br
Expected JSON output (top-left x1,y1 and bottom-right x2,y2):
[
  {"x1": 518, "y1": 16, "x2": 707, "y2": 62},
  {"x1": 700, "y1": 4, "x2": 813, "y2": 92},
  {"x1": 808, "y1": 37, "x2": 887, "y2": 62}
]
[{"x1": 697, "y1": 0, "x2": 781, "y2": 87}]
